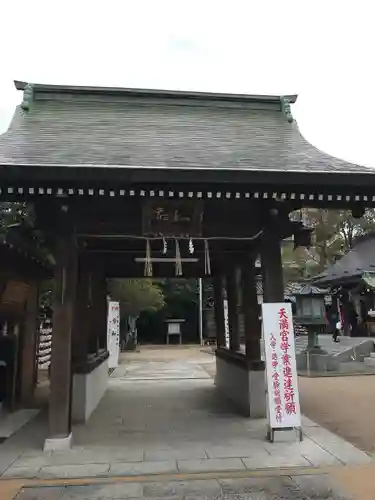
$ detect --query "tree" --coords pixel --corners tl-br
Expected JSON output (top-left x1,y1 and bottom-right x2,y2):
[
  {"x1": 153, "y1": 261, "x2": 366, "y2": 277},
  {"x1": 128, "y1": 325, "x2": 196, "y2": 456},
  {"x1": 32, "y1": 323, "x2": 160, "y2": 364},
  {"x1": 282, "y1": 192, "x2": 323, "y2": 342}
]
[
  {"x1": 283, "y1": 208, "x2": 375, "y2": 282},
  {"x1": 0, "y1": 202, "x2": 34, "y2": 234},
  {"x1": 108, "y1": 279, "x2": 164, "y2": 350}
]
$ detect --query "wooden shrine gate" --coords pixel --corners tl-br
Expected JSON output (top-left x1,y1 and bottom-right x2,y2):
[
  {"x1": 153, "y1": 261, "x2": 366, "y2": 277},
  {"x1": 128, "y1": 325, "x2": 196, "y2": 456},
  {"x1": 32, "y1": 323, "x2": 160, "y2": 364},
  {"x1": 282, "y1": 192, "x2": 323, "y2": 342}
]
[{"x1": 1, "y1": 81, "x2": 375, "y2": 449}]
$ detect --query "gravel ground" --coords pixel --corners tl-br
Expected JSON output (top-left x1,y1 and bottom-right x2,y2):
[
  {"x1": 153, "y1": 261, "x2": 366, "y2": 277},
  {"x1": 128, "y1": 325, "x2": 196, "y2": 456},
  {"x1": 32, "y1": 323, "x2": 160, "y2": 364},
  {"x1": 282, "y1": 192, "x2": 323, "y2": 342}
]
[{"x1": 298, "y1": 375, "x2": 375, "y2": 454}]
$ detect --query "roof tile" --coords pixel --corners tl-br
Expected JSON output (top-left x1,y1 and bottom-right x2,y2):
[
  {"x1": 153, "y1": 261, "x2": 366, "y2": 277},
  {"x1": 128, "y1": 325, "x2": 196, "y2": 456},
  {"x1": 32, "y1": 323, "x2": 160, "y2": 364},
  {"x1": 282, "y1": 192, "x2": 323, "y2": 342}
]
[{"x1": 0, "y1": 88, "x2": 370, "y2": 175}]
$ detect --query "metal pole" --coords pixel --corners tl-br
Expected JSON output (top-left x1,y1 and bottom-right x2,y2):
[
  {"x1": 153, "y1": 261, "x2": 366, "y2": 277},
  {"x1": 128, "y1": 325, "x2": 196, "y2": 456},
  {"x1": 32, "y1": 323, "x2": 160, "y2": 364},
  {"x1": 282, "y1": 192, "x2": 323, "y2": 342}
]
[{"x1": 198, "y1": 278, "x2": 204, "y2": 346}]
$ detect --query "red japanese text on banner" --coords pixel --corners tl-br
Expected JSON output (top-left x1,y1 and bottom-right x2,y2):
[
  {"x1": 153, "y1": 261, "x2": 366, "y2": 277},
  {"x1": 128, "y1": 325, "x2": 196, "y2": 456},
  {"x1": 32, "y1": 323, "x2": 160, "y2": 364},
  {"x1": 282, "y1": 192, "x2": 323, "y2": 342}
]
[{"x1": 262, "y1": 302, "x2": 301, "y2": 429}]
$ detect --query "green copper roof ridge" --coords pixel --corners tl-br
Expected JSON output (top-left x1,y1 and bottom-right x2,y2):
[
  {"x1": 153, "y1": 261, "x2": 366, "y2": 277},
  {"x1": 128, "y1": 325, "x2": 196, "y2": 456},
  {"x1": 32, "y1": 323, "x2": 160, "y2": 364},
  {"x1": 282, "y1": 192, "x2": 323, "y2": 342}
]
[
  {"x1": 280, "y1": 96, "x2": 294, "y2": 123},
  {"x1": 21, "y1": 83, "x2": 34, "y2": 111}
]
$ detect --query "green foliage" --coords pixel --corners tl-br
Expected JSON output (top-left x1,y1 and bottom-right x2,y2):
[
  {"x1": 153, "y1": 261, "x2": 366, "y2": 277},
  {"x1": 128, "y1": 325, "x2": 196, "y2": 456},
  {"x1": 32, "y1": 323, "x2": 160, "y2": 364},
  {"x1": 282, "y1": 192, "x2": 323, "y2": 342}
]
[
  {"x1": 284, "y1": 208, "x2": 375, "y2": 282},
  {"x1": 108, "y1": 279, "x2": 165, "y2": 318},
  {"x1": 0, "y1": 202, "x2": 34, "y2": 236},
  {"x1": 156, "y1": 278, "x2": 199, "y2": 304},
  {"x1": 136, "y1": 278, "x2": 207, "y2": 344}
]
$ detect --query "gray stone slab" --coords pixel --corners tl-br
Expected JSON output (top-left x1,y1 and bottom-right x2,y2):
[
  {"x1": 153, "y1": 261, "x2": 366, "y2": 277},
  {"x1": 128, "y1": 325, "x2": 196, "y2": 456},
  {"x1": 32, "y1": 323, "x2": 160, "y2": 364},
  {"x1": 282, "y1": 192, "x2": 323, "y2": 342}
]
[
  {"x1": 177, "y1": 457, "x2": 245, "y2": 473},
  {"x1": 301, "y1": 447, "x2": 344, "y2": 466},
  {"x1": 298, "y1": 426, "x2": 374, "y2": 465},
  {"x1": 144, "y1": 447, "x2": 207, "y2": 461},
  {"x1": 57, "y1": 448, "x2": 144, "y2": 465},
  {"x1": 142, "y1": 479, "x2": 221, "y2": 498},
  {"x1": 242, "y1": 454, "x2": 311, "y2": 469},
  {"x1": 205, "y1": 443, "x2": 270, "y2": 459},
  {"x1": 264, "y1": 438, "x2": 343, "y2": 467},
  {"x1": 39, "y1": 463, "x2": 110, "y2": 479},
  {"x1": 60, "y1": 482, "x2": 143, "y2": 499},
  {"x1": 318, "y1": 441, "x2": 374, "y2": 466},
  {"x1": 0, "y1": 450, "x2": 22, "y2": 475},
  {"x1": 291, "y1": 474, "x2": 354, "y2": 499},
  {"x1": 0, "y1": 409, "x2": 40, "y2": 438},
  {"x1": 14, "y1": 487, "x2": 65, "y2": 500},
  {"x1": 2, "y1": 466, "x2": 41, "y2": 478},
  {"x1": 109, "y1": 460, "x2": 177, "y2": 476},
  {"x1": 219, "y1": 475, "x2": 305, "y2": 498},
  {"x1": 301, "y1": 415, "x2": 320, "y2": 427},
  {"x1": 304, "y1": 425, "x2": 348, "y2": 444}
]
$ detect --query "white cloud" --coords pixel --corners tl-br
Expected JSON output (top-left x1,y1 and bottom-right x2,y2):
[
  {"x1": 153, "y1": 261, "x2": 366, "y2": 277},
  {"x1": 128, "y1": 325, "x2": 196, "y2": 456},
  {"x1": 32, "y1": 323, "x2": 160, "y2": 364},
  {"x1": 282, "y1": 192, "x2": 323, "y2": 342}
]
[{"x1": 0, "y1": 0, "x2": 374, "y2": 167}]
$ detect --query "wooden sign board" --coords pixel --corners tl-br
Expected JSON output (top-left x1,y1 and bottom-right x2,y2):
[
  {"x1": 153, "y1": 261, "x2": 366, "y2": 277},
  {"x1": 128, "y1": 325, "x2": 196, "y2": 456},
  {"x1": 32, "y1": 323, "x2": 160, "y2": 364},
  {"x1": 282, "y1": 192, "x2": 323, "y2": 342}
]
[
  {"x1": 107, "y1": 301, "x2": 120, "y2": 369},
  {"x1": 142, "y1": 200, "x2": 203, "y2": 237},
  {"x1": 262, "y1": 302, "x2": 302, "y2": 442}
]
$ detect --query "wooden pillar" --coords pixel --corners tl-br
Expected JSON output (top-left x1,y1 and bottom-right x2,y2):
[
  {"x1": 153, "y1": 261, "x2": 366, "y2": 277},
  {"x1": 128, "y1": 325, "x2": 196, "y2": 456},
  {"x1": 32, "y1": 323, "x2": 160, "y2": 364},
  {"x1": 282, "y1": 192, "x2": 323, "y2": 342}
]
[
  {"x1": 213, "y1": 274, "x2": 226, "y2": 348},
  {"x1": 242, "y1": 255, "x2": 262, "y2": 362},
  {"x1": 261, "y1": 231, "x2": 284, "y2": 303},
  {"x1": 97, "y1": 275, "x2": 108, "y2": 351},
  {"x1": 45, "y1": 228, "x2": 77, "y2": 450},
  {"x1": 226, "y1": 267, "x2": 240, "y2": 352},
  {"x1": 72, "y1": 256, "x2": 91, "y2": 366},
  {"x1": 20, "y1": 283, "x2": 39, "y2": 404},
  {"x1": 90, "y1": 260, "x2": 108, "y2": 353}
]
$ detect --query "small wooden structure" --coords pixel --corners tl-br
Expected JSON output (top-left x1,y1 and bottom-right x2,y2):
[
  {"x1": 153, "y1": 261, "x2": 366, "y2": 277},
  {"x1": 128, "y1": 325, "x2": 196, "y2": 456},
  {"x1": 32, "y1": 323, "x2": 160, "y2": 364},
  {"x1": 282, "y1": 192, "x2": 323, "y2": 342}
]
[{"x1": 165, "y1": 319, "x2": 185, "y2": 344}]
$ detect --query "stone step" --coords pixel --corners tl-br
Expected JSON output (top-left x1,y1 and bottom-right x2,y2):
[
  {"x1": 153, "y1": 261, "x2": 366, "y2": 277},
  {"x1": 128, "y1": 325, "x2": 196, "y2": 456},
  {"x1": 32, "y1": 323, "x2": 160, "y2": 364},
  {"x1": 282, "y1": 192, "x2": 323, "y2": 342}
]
[
  {"x1": 370, "y1": 352, "x2": 375, "y2": 358},
  {"x1": 364, "y1": 356, "x2": 375, "y2": 367}
]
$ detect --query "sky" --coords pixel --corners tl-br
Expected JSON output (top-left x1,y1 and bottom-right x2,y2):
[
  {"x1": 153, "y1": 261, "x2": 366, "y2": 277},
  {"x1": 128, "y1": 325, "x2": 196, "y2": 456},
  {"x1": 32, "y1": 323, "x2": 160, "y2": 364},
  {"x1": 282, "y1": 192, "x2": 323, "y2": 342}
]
[{"x1": 0, "y1": 0, "x2": 374, "y2": 168}]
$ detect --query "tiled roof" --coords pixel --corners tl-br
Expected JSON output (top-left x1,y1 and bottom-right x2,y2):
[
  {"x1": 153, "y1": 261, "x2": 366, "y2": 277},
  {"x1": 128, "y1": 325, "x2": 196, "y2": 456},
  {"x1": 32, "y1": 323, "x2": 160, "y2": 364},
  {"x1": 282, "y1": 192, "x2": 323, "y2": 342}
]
[
  {"x1": 256, "y1": 276, "x2": 327, "y2": 297},
  {"x1": 312, "y1": 235, "x2": 375, "y2": 286},
  {"x1": 0, "y1": 82, "x2": 370, "y2": 179}
]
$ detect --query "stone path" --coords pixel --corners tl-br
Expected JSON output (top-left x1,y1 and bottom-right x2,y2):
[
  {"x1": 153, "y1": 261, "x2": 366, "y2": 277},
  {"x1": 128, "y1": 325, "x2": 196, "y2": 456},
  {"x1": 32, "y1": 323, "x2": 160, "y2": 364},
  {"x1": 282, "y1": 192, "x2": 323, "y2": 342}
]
[
  {"x1": 0, "y1": 410, "x2": 40, "y2": 441},
  {"x1": 11, "y1": 472, "x2": 355, "y2": 499},
  {"x1": 0, "y1": 346, "x2": 374, "y2": 498},
  {"x1": 294, "y1": 335, "x2": 374, "y2": 358}
]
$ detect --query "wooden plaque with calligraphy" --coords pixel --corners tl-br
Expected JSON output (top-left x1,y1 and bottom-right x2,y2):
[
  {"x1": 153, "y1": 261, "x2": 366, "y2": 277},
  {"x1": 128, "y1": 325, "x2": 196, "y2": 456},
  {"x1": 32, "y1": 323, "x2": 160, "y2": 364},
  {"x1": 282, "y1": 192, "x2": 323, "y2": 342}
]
[{"x1": 142, "y1": 200, "x2": 203, "y2": 237}]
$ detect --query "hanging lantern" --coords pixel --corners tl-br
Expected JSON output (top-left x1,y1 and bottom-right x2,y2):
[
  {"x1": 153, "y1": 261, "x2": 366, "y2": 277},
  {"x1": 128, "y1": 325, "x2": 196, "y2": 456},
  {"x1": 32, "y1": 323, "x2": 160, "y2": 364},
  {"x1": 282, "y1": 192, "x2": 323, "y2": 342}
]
[{"x1": 294, "y1": 227, "x2": 313, "y2": 248}]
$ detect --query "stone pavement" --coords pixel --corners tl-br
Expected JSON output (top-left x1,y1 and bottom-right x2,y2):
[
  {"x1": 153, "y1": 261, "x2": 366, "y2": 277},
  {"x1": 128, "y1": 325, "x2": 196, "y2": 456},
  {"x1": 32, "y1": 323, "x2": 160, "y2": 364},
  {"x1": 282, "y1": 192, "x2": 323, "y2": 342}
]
[
  {"x1": 9, "y1": 471, "x2": 357, "y2": 499},
  {"x1": 294, "y1": 335, "x2": 373, "y2": 358},
  {"x1": 0, "y1": 346, "x2": 373, "y2": 498}
]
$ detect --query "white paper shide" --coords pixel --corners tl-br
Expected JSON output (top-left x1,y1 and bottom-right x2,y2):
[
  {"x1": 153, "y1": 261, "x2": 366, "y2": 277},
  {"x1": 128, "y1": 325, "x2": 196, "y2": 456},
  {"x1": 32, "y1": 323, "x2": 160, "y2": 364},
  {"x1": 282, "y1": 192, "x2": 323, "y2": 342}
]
[
  {"x1": 223, "y1": 299, "x2": 230, "y2": 348},
  {"x1": 107, "y1": 301, "x2": 120, "y2": 369},
  {"x1": 262, "y1": 302, "x2": 301, "y2": 429}
]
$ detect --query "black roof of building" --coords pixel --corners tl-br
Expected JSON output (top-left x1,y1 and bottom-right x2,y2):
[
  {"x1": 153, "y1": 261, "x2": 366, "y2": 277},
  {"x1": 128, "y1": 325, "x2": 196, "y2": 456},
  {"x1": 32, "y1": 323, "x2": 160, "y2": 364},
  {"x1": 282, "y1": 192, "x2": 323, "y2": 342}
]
[
  {"x1": 255, "y1": 276, "x2": 327, "y2": 298},
  {"x1": 312, "y1": 235, "x2": 375, "y2": 287},
  {"x1": 0, "y1": 81, "x2": 373, "y2": 187}
]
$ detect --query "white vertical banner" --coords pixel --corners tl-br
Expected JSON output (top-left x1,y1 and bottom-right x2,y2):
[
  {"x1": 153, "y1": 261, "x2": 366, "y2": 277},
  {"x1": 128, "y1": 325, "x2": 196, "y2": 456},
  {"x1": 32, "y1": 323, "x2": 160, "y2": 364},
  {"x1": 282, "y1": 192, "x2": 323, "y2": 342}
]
[
  {"x1": 262, "y1": 302, "x2": 301, "y2": 429},
  {"x1": 107, "y1": 301, "x2": 120, "y2": 369},
  {"x1": 223, "y1": 299, "x2": 230, "y2": 348}
]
